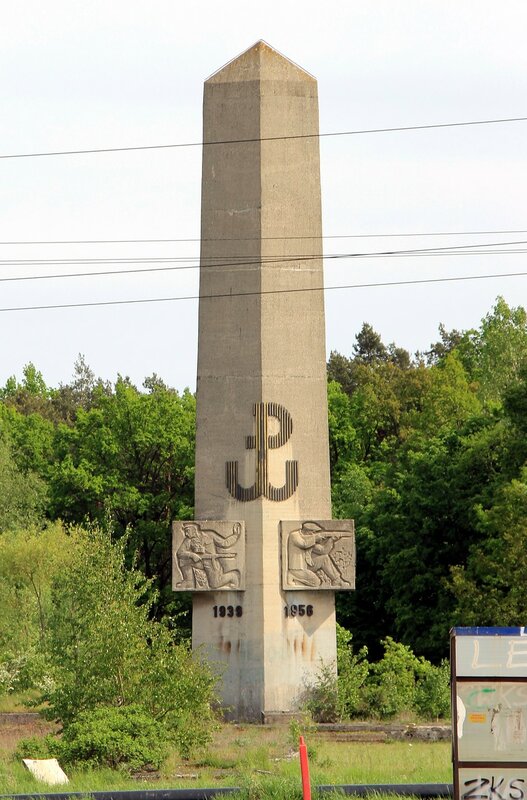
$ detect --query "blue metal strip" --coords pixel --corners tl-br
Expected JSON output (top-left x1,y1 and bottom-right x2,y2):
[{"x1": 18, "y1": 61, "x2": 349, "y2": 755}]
[{"x1": 451, "y1": 626, "x2": 527, "y2": 636}]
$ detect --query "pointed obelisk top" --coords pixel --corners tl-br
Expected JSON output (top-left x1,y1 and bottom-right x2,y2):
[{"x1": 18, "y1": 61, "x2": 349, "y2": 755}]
[{"x1": 205, "y1": 40, "x2": 316, "y2": 84}]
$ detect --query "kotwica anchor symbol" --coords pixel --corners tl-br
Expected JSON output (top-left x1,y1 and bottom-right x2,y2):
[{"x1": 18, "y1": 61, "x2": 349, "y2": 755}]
[{"x1": 226, "y1": 402, "x2": 299, "y2": 502}]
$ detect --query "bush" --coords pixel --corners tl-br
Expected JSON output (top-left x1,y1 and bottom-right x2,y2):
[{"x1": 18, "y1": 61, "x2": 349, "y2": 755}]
[
  {"x1": 0, "y1": 649, "x2": 51, "y2": 696},
  {"x1": 414, "y1": 659, "x2": 451, "y2": 719},
  {"x1": 336, "y1": 624, "x2": 369, "y2": 718},
  {"x1": 15, "y1": 734, "x2": 60, "y2": 761},
  {"x1": 363, "y1": 637, "x2": 423, "y2": 718},
  {"x1": 300, "y1": 661, "x2": 340, "y2": 723},
  {"x1": 299, "y1": 626, "x2": 369, "y2": 722},
  {"x1": 362, "y1": 637, "x2": 451, "y2": 720},
  {"x1": 57, "y1": 705, "x2": 169, "y2": 771},
  {"x1": 16, "y1": 706, "x2": 169, "y2": 772},
  {"x1": 40, "y1": 527, "x2": 217, "y2": 758},
  {"x1": 299, "y1": 630, "x2": 451, "y2": 722}
]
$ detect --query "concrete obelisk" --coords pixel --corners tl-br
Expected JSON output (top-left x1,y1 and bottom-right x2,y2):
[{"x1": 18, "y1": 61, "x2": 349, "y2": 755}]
[{"x1": 174, "y1": 41, "x2": 355, "y2": 721}]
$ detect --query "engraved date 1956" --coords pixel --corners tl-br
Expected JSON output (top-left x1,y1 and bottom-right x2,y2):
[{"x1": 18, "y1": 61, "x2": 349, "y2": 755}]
[{"x1": 284, "y1": 604, "x2": 314, "y2": 618}]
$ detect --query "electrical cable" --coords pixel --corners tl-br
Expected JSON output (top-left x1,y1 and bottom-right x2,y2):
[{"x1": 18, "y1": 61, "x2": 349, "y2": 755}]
[
  {"x1": 1, "y1": 268, "x2": 527, "y2": 313},
  {"x1": 0, "y1": 240, "x2": 526, "y2": 283},
  {"x1": 1, "y1": 229, "x2": 527, "y2": 245},
  {"x1": 1, "y1": 115, "x2": 526, "y2": 160},
  {"x1": 0, "y1": 238, "x2": 525, "y2": 273}
]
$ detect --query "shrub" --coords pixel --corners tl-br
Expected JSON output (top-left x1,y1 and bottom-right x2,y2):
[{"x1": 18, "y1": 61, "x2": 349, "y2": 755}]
[
  {"x1": 15, "y1": 734, "x2": 60, "y2": 761},
  {"x1": 288, "y1": 713, "x2": 318, "y2": 747},
  {"x1": 40, "y1": 526, "x2": 218, "y2": 758},
  {"x1": 299, "y1": 626, "x2": 369, "y2": 722},
  {"x1": 57, "y1": 705, "x2": 169, "y2": 771},
  {"x1": 336, "y1": 624, "x2": 369, "y2": 718},
  {"x1": 299, "y1": 631, "x2": 451, "y2": 722},
  {"x1": 363, "y1": 637, "x2": 423, "y2": 719},
  {"x1": 300, "y1": 661, "x2": 340, "y2": 723},
  {"x1": 414, "y1": 659, "x2": 451, "y2": 719}
]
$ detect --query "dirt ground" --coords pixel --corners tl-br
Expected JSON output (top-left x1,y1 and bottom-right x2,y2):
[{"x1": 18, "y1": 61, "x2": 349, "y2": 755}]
[
  {"x1": 0, "y1": 713, "x2": 57, "y2": 755},
  {"x1": 0, "y1": 712, "x2": 451, "y2": 757}
]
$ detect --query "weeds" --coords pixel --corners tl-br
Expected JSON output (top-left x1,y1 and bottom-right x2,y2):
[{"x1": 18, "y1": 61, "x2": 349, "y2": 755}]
[{"x1": 300, "y1": 631, "x2": 450, "y2": 723}]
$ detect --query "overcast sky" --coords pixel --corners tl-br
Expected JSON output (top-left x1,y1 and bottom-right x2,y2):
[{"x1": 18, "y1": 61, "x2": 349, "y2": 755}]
[{"x1": 1, "y1": 1, "x2": 526, "y2": 391}]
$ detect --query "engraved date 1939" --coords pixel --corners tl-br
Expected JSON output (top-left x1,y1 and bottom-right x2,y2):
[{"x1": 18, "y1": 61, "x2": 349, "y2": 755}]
[{"x1": 213, "y1": 605, "x2": 242, "y2": 618}]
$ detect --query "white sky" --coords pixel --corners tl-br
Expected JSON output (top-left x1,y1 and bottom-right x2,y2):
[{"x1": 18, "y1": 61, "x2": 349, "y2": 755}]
[{"x1": 1, "y1": 0, "x2": 526, "y2": 391}]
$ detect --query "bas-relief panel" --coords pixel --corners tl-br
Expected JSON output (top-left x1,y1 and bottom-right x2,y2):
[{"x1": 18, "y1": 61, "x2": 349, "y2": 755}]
[
  {"x1": 172, "y1": 520, "x2": 245, "y2": 591},
  {"x1": 280, "y1": 520, "x2": 355, "y2": 591}
]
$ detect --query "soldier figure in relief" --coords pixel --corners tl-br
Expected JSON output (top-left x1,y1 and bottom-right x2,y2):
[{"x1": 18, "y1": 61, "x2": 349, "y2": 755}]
[
  {"x1": 176, "y1": 522, "x2": 242, "y2": 589},
  {"x1": 287, "y1": 521, "x2": 351, "y2": 587}
]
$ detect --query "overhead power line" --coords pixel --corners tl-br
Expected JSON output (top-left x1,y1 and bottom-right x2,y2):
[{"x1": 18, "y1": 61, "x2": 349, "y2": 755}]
[
  {"x1": 0, "y1": 239, "x2": 526, "y2": 282},
  {"x1": 1, "y1": 269, "x2": 527, "y2": 313},
  {"x1": 1, "y1": 115, "x2": 526, "y2": 160},
  {"x1": 1, "y1": 229, "x2": 527, "y2": 246}
]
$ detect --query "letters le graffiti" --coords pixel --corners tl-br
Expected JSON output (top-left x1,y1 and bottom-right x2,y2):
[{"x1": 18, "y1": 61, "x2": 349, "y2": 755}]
[{"x1": 226, "y1": 402, "x2": 298, "y2": 502}]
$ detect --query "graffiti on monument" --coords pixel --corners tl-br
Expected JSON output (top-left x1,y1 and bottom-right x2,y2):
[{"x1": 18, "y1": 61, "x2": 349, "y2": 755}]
[
  {"x1": 280, "y1": 520, "x2": 355, "y2": 590},
  {"x1": 172, "y1": 520, "x2": 245, "y2": 591},
  {"x1": 226, "y1": 402, "x2": 298, "y2": 502}
]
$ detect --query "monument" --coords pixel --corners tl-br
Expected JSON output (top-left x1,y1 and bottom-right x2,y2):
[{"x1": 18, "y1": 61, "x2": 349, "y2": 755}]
[{"x1": 173, "y1": 41, "x2": 355, "y2": 720}]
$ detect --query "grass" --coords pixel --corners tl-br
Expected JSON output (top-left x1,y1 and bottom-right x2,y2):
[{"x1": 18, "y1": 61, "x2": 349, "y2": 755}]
[
  {"x1": 0, "y1": 718, "x2": 453, "y2": 797},
  {"x1": 0, "y1": 692, "x2": 42, "y2": 714}
]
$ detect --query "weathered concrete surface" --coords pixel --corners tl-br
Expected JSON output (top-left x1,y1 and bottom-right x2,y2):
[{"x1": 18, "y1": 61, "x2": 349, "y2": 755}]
[
  {"x1": 193, "y1": 41, "x2": 335, "y2": 720},
  {"x1": 317, "y1": 723, "x2": 452, "y2": 742},
  {"x1": 22, "y1": 758, "x2": 69, "y2": 785},
  {"x1": 0, "y1": 712, "x2": 42, "y2": 726}
]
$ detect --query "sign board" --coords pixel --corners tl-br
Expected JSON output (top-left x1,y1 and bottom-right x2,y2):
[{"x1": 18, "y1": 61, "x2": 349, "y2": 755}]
[{"x1": 452, "y1": 628, "x2": 527, "y2": 800}]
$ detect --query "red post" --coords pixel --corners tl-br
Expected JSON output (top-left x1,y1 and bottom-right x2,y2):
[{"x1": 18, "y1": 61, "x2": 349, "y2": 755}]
[{"x1": 299, "y1": 735, "x2": 312, "y2": 800}]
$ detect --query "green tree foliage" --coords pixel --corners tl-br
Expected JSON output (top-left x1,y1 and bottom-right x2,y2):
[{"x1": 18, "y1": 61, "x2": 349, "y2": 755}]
[
  {"x1": 0, "y1": 438, "x2": 46, "y2": 532},
  {"x1": 56, "y1": 706, "x2": 169, "y2": 771},
  {"x1": 42, "y1": 527, "x2": 216, "y2": 757},
  {"x1": 49, "y1": 377, "x2": 195, "y2": 614},
  {"x1": 301, "y1": 630, "x2": 449, "y2": 722},
  {"x1": 415, "y1": 352, "x2": 481, "y2": 435},
  {"x1": 330, "y1": 301, "x2": 527, "y2": 661},
  {"x1": 422, "y1": 323, "x2": 464, "y2": 365},
  {"x1": 16, "y1": 706, "x2": 169, "y2": 771},
  {"x1": 327, "y1": 381, "x2": 359, "y2": 471},
  {"x1": 0, "y1": 399, "x2": 55, "y2": 476},
  {"x1": 363, "y1": 637, "x2": 449, "y2": 720},
  {"x1": 0, "y1": 362, "x2": 196, "y2": 628},
  {"x1": 353, "y1": 323, "x2": 389, "y2": 364},
  {"x1": 457, "y1": 297, "x2": 527, "y2": 403},
  {"x1": 0, "y1": 363, "x2": 50, "y2": 415},
  {"x1": 2, "y1": 296, "x2": 527, "y2": 682},
  {"x1": 0, "y1": 523, "x2": 72, "y2": 693},
  {"x1": 450, "y1": 471, "x2": 527, "y2": 625}
]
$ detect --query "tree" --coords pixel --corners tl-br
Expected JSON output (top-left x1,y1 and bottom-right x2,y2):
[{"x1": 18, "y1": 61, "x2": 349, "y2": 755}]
[
  {"x1": 327, "y1": 351, "x2": 357, "y2": 396},
  {"x1": 450, "y1": 472, "x2": 527, "y2": 625},
  {"x1": 353, "y1": 323, "x2": 388, "y2": 364},
  {"x1": 0, "y1": 397, "x2": 55, "y2": 477},
  {"x1": 52, "y1": 355, "x2": 111, "y2": 424},
  {"x1": 414, "y1": 352, "x2": 481, "y2": 435},
  {"x1": 43, "y1": 526, "x2": 217, "y2": 756},
  {"x1": 0, "y1": 437, "x2": 46, "y2": 532},
  {"x1": 0, "y1": 523, "x2": 71, "y2": 693},
  {"x1": 0, "y1": 363, "x2": 57, "y2": 420},
  {"x1": 423, "y1": 323, "x2": 464, "y2": 365},
  {"x1": 49, "y1": 378, "x2": 196, "y2": 614},
  {"x1": 327, "y1": 380, "x2": 359, "y2": 472},
  {"x1": 457, "y1": 297, "x2": 527, "y2": 403}
]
